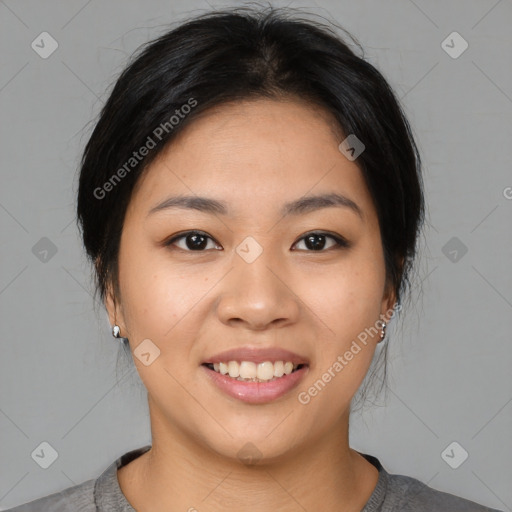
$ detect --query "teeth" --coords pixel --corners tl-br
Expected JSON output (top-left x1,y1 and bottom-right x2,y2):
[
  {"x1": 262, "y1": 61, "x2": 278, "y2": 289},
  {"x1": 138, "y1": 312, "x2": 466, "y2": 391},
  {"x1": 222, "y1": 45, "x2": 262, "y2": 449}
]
[
  {"x1": 208, "y1": 360, "x2": 302, "y2": 382},
  {"x1": 228, "y1": 361, "x2": 239, "y2": 378},
  {"x1": 257, "y1": 361, "x2": 274, "y2": 380},
  {"x1": 284, "y1": 362, "x2": 294, "y2": 375},
  {"x1": 239, "y1": 361, "x2": 257, "y2": 379},
  {"x1": 273, "y1": 361, "x2": 284, "y2": 377}
]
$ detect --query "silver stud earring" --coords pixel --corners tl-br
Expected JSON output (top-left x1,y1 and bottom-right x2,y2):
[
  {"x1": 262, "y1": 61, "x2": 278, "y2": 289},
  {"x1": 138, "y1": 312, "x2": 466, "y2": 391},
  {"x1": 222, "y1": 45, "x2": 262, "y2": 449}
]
[
  {"x1": 380, "y1": 320, "x2": 387, "y2": 341},
  {"x1": 112, "y1": 325, "x2": 121, "y2": 338}
]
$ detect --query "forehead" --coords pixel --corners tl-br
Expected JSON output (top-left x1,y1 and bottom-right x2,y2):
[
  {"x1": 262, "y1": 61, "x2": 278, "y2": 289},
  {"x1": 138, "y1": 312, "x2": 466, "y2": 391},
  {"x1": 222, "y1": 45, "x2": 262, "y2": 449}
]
[{"x1": 129, "y1": 98, "x2": 375, "y2": 223}]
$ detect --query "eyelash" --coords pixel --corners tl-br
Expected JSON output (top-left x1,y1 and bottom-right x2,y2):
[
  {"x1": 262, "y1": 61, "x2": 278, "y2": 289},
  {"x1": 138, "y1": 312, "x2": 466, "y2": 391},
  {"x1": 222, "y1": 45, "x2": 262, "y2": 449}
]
[{"x1": 164, "y1": 230, "x2": 350, "y2": 252}]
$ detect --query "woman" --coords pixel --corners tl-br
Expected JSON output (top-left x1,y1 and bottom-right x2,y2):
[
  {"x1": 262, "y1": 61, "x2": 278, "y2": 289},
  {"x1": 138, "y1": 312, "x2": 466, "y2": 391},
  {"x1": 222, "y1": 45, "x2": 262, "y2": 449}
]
[{"x1": 6, "y1": 6, "x2": 503, "y2": 512}]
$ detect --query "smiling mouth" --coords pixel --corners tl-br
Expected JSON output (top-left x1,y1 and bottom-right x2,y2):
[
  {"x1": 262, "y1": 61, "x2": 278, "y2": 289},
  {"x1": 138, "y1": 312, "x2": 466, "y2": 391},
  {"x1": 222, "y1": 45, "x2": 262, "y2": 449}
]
[{"x1": 202, "y1": 361, "x2": 307, "y2": 383}]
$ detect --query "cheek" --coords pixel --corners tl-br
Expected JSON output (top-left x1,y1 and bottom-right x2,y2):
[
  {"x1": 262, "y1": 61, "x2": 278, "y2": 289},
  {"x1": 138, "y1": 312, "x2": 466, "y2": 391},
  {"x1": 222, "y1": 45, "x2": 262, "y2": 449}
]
[
  {"x1": 116, "y1": 251, "x2": 207, "y2": 400},
  {"x1": 296, "y1": 269, "x2": 383, "y2": 418},
  {"x1": 118, "y1": 239, "x2": 216, "y2": 348},
  {"x1": 300, "y1": 251, "x2": 385, "y2": 340}
]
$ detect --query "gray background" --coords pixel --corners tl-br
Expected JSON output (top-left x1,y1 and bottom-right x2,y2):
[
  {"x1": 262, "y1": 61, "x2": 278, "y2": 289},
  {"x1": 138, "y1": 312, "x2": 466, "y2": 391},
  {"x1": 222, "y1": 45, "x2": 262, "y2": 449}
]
[{"x1": 0, "y1": 0, "x2": 511, "y2": 510}]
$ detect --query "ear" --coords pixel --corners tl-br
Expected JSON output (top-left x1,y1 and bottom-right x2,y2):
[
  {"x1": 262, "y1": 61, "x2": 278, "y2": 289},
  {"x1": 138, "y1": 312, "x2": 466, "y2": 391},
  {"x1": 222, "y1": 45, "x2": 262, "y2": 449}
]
[
  {"x1": 104, "y1": 279, "x2": 126, "y2": 333},
  {"x1": 380, "y1": 256, "x2": 404, "y2": 318},
  {"x1": 380, "y1": 280, "x2": 397, "y2": 318}
]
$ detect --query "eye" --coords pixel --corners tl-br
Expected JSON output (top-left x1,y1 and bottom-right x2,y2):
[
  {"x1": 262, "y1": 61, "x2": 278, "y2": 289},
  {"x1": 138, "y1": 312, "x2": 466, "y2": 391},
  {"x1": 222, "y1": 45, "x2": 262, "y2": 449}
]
[
  {"x1": 293, "y1": 231, "x2": 349, "y2": 252},
  {"x1": 164, "y1": 230, "x2": 221, "y2": 251},
  {"x1": 164, "y1": 230, "x2": 349, "y2": 252}
]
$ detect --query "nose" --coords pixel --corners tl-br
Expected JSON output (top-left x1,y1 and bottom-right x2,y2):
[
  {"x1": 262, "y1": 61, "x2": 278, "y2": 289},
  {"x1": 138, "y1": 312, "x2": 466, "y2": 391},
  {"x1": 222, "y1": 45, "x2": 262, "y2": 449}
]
[{"x1": 216, "y1": 250, "x2": 301, "y2": 331}]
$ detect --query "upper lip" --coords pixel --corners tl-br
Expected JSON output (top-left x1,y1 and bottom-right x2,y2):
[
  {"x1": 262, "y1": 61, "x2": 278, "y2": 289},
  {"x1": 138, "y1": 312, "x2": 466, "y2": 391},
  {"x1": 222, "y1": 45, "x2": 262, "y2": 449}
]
[{"x1": 203, "y1": 347, "x2": 310, "y2": 365}]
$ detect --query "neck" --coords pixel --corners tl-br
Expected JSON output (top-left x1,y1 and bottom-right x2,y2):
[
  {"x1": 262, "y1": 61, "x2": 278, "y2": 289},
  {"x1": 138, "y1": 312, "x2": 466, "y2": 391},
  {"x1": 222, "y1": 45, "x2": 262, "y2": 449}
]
[{"x1": 118, "y1": 407, "x2": 379, "y2": 512}]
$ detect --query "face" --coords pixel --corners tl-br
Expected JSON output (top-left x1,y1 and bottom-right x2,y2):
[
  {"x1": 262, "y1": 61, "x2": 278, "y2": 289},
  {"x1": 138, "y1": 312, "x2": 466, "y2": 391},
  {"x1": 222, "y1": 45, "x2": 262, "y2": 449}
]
[{"x1": 106, "y1": 98, "x2": 396, "y2": 463}]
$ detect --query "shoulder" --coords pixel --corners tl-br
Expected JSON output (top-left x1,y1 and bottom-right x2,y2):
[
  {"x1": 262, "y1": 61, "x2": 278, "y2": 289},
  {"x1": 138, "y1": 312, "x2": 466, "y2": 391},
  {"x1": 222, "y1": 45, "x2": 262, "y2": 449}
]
[
  {"x1": 385, "y1": 472, "x2": 504, "y2": 512},
  {"x1": 3, "y1": 444, "x2": 151, "y2": 512},
  {"x1": 2, "y1": 478, "x2": 96, "y2": 512},
  {"x1": 359, "y1": 452, "x2": 503, "y2": 512}
]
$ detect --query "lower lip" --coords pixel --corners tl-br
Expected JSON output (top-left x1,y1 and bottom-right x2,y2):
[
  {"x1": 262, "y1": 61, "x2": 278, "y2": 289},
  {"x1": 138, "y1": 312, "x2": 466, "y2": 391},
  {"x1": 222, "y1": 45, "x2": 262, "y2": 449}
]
[{"x1": 202, "y1": 365, "x2": 309, "y2": 404}]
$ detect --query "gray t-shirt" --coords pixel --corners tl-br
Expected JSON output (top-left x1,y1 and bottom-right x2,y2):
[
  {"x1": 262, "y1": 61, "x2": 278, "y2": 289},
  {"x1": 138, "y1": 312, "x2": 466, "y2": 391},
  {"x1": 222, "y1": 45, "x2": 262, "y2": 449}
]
[{"x1": 4, "y1": 444, "x2": 503, "y2": 511}]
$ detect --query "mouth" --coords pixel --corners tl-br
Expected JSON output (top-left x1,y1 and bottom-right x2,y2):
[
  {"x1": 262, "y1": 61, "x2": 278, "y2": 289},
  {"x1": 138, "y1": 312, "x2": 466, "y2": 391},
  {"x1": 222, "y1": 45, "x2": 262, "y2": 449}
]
[{"x1": 201, "y1": 348, "x2": 310, "y2": 404}]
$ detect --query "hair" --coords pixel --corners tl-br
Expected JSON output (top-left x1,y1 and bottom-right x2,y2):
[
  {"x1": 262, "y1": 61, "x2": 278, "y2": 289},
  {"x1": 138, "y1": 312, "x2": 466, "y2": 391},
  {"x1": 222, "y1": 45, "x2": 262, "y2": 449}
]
[{"x1": 76, "y1": 5, "x2": 425, "y2": 408}]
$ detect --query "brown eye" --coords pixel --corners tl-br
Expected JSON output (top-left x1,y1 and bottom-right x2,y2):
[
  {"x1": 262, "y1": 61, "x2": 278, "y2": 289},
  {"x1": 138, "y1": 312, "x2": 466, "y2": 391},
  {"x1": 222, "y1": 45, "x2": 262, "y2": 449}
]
[
  {"x1": 293, "y1": 232, "x2": 349, "y2": 251},
  {"x1": 165, "y1": 231, "x2": 221, "y2": 251}
]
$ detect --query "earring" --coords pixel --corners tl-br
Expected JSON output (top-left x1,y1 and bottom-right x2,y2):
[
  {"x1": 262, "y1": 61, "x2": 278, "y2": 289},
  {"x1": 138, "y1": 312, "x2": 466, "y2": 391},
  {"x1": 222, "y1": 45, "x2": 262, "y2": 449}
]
[
  {"x1": 379, "y1": 320, "x2": 387, "y2": 342},
  {"x1": 112, "y1": 324, "x2": 129, "y2": 343}
]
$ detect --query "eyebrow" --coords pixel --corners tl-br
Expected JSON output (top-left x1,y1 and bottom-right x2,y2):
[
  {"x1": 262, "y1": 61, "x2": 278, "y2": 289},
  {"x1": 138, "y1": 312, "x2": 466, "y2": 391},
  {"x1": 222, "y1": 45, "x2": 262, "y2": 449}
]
[{"x1": 147, "y1": 193, "x2": 363, "y2": 220}]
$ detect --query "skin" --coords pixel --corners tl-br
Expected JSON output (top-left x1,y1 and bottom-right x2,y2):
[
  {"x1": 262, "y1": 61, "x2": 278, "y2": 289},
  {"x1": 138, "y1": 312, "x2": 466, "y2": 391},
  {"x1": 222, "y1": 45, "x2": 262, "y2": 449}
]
[{"x1": 106, "y1": 97, "x2": 397, "y2": 512}]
